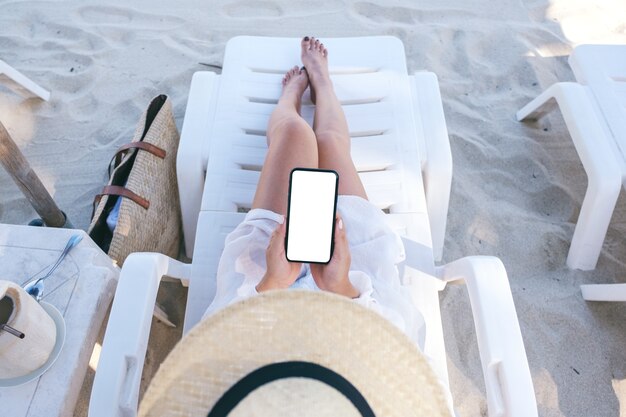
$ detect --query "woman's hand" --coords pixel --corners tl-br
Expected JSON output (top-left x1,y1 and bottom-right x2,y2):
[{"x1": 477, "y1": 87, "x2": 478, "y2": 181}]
[
  {"x1": 256, "y1": 220, "x2": 302, "y2": 292},
  {"x1": 310, "y1": 215, "x2": 359, "y2": 298}
]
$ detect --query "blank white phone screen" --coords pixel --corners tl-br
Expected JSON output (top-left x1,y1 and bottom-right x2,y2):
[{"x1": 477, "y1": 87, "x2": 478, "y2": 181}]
[{"x1": 286, "y1": 169, "x2": 338, "y2": 263}]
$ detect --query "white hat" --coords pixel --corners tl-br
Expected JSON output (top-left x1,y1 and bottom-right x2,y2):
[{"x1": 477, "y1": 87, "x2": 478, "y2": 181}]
[{"x1": 139, "y1": 290, "x2": 452, "y2": 417}]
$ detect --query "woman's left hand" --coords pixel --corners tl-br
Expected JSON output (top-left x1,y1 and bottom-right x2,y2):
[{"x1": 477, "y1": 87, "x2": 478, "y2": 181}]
[
  {"x1": 256, "y1": 219, "x2": 302, "y2": 292},
  {"x1": 310, "y1": 215, "x2": 359, "y2": 298}
]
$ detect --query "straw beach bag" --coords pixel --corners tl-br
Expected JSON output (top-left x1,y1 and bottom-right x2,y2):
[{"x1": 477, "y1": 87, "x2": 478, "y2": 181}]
[{"x1": 88, "y1": 95, "x2": 182, "y2": 266}]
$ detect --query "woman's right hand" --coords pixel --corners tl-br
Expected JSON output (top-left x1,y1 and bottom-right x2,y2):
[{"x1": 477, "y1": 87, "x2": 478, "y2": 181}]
[
  {"x1": 310, "y1": 215, "x2": 359, "y2": 298},
  {"x1": 256, "y1": 219, "x2": 302, "y2": 292}
]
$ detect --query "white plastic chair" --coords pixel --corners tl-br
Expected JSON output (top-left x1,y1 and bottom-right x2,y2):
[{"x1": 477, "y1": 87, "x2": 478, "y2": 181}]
[
  {"x1": 0, "y1": 60, "x2": 50, "y2": 100},
  {"x1": 89, "y1": 36, "x2": 537, "y2": 417},
  {"x1": 517, "y1": 44, "x2": 626, "y2": 272}
]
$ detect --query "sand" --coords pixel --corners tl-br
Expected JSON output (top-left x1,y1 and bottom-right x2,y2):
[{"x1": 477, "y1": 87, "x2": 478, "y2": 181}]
[{"x1": 1, "y1": 0, "x2": 626, "y2": 416}]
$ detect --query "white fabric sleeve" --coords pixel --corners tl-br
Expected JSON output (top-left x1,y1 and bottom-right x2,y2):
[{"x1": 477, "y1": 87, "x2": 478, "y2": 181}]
[
  {"x1": 202, "y1": 208, "x2": 283, "y2": 319},
  {"x1": 348, "y1": 270, "x2": 408, "y2": 335},
  {"x1": 233, "y1": 276, "x2": 261, "y2": 301}
]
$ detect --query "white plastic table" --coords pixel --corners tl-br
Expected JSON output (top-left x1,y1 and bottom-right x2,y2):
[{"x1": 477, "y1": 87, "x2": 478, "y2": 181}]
[{"x1": 0, "y1": 225, "x2": 118, "y2": 417}]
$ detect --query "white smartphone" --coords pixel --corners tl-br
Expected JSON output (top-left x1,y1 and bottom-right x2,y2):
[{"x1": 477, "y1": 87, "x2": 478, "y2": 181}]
[{"x1": 285, "y1": 168, "x2": 339, "y2": 264}]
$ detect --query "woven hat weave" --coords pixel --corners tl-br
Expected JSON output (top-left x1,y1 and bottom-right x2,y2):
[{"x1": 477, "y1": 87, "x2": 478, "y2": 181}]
[{"x1": 139, "y1": 290, "x2": 452, "y2": 417}]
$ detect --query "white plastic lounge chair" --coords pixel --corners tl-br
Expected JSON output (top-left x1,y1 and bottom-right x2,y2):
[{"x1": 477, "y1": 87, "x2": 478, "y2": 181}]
[
  {"x1": 89, "y1": 36, "x2": 537, "y2": 417},
  {"x1": 517, "y1": 44, "x2": 626, "y2": 272},
  {"x1": 0, "y1": 60, "x2": 50, "y2": 100},
  {"x1": 581, "y1": 282, "x2": 626, "y2": 302}
]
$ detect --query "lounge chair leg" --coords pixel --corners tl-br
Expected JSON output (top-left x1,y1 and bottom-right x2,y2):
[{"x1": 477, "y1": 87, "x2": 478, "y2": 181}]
[
  {"x1": 567, "y1": 174, "x2": 621, "y2": 270},
  {"x1": 581, "y1": 283, "x2": 626, "y2": 301},
  {"x1": 516, "y1": 88, "x2": 559, "y2": 122},
  {"x1": 518, "y1": 82, "x2": 623, "y2": 270},
  {"x1": 0, "y1": 60, "x2": 50, "y2": 100}
]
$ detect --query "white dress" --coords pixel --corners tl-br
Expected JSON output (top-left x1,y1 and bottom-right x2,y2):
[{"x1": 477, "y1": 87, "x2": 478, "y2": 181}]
[{"x1": 202, "y1": 195, "x2": 426, "y2": 350}]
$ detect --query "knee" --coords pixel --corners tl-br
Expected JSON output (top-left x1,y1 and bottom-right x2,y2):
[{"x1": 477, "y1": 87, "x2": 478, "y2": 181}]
[
  {"x1": 268, "y1": 117, "x2": 314, "y2": 144},
  {"x1": 314, "y1": 129, "x2": 349, "y2": 145}
]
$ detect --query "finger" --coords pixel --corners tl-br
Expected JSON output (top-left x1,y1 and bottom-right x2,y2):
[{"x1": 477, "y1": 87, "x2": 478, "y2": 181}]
[
  {"x1": 277, "y1": 218, "x2": 287, "y2": 235},
  {"x1": 269, "y1": 221, "x2": 284, "y2": 243},
  {"x1": 277, "y1": 220, "x2": 289, "y2": 254},
  {"x1": 335, "y1": 215, "x2": 345, "y2": 239},
  {"x1": 333, "y1": 215, "x2": 350, "y2": 259},
  {"x1": 269, "y1": 226, "x2": 279, "y2": 244},
  {"x1": 268, "y1": 221, "x2": 284, "y2": 251}
]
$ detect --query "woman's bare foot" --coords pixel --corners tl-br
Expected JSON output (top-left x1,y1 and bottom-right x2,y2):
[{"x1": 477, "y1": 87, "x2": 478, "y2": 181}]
[
  {"x1": 280, "y1": 65, "x2": 309, "y2": 113},
  {"x1": 301, "y1": 36, "x2": 330, "y2": 104}
]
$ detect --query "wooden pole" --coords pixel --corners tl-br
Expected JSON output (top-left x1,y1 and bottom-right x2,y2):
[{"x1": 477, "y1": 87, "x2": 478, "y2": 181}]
[{"x1": 0, "y1": 120, "x2": 66, "y2": 227}]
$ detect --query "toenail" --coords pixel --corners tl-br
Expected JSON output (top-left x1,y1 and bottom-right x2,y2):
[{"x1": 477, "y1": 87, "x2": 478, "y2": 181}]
[{"x1": 304, "y1": 36, "x2": 309, "y2": 41}]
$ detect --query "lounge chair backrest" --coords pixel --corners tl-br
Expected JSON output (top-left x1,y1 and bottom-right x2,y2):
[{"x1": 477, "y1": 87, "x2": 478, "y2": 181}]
[{"x1": 201, "y1": 36, "x2": 430, "y2": 216}]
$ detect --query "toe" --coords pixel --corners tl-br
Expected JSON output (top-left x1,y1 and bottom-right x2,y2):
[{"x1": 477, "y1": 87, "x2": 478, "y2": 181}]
[
  {"x1": 301, "y1": 36, "x2": 310, "y2": 49},
  {"x1": 309, "y1": 37, "x2": 316, "y2": 50}
]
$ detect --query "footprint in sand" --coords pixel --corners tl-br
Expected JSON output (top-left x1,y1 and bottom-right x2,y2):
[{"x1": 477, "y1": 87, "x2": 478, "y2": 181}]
[
  {"x1": 351, "y1": 1, "x2": 476, "y2": 25},
  {"x1": 78, "y1": 6, "x2": 184, "y2": 28},
  {"x1": 79, "y1": 6, "x2": 134, "y2": 24},
  {"x1": 77, "y1": 6, "x2": 185, "y2": 47},
  {"x1": 530, "y1": 184, "x2": 574, "y2": 221},
  {"x1": 542, "y1": 232, "x2": 570, "y2": 270},
  {"x1": 353, "y1": 2, "x2": 417, "y2": 24},
  {"x1": 223, "y1": 0, "x2": 283, "y2": 18}
]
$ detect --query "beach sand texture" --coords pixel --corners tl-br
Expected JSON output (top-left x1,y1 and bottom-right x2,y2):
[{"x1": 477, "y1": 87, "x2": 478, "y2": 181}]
[{"x1": 1, "y1": 0, "x2": 626, "y2": 416}]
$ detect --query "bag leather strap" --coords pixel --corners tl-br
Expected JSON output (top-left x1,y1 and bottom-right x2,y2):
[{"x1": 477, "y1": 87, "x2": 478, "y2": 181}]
[
  {"x1": 108, "y1": 142, "x2": 167, "y2": 177},
  {"x1": 117, "y1": 142, "x2": 166, "y2": 159},
  {"x1": 92, "y1": 185, "x2": 150, "y2": 220}
]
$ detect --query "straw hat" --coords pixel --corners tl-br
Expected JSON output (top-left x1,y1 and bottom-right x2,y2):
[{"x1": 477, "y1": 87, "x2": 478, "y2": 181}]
[{"x1": 139, "y1": 290, "x2": 452, "y2": 417}]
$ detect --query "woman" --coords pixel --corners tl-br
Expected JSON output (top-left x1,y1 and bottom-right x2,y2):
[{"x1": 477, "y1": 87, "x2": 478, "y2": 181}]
[{"x1": 203, "y1": 37, "x2": 426, "y2": 349}]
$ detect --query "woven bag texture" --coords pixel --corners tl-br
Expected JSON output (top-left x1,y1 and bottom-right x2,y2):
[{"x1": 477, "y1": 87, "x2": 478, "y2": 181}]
[{"x1": 89, "y1": 95, "x2": 181, "y2": 265}]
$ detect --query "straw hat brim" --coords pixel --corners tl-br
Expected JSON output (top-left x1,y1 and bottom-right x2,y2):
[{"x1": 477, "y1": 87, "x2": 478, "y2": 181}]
[{"x1": 139, "y1": 290, "x2": 451, "y2": 417}]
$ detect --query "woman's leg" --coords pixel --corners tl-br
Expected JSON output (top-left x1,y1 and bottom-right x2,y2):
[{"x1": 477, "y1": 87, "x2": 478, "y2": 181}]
[
  {"x1": 252, "y1": 66, "x2": 318, "y2": 215},
  {"x1": 301, "y1": 37, "x2": 368, "y2": 200}
]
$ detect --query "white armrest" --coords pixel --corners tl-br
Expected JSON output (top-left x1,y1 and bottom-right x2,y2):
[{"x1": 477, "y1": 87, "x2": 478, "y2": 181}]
[
  {"x1": 177, "y1": 71, "x2": 220, "y2": 258},
  {"x1": 437, "y1": 256, "x2": 537, "y2": 417},
  {"x1": 88, "y1": 253, "x2": 191, "y2": 417},
  {"x1": 410, "y1": 72, "x2": 452, "y2": 262}
]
